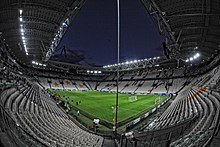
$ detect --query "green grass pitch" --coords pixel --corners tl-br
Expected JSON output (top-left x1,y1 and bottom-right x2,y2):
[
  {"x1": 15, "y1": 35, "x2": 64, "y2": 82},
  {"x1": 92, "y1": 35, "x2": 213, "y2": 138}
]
[{"x1": 51, "y1": 90, "x2": 169, "y2": 124}]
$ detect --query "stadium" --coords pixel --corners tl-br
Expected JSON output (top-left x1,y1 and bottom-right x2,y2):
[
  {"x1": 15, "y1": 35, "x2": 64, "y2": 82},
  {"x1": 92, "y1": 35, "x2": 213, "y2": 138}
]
[{"x1": 0, "y1": 0, "x2": 220, "y2": 147}]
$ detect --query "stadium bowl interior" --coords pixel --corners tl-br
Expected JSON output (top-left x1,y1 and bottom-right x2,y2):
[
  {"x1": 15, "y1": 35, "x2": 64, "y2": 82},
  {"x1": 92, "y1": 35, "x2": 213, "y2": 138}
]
[{"x1": 0, "y1": 0, "x2": 220, "y2": 147}]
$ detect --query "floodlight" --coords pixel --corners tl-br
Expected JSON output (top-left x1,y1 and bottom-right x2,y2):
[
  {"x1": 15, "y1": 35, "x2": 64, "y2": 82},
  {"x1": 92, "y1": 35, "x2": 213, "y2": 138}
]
[
  {"x1": 130, "y1": 61, "x2": 133, "y2": 64},
  {"x1": 186, "y1": 59, "x2": 189, "y2": 62},
  {"x1": 32, "y1": 61, "x2": 36, "y2": 64},
  {"x1": 19, "y1": 17, "x2": 23, "y2": 22},
  {"x1": 190, "y1": 57, "x2": 193, "y2": 61},
  {"x1": 20, "y1": 28, "x2": 24, "y2": 32},
  {"x1": 98, "y1": 71, "x2": 101, "y2": 73},
  {"x1": 21, "y1": 32, "x2": 24, "y2": 36},
  {"x1": 19, "y1": 9, "x2": 22, "y2": 15},
  {"x1": 22, "y1": 36, "x2": 25, "y2": 39},
  {"x1": 126, "y1": 61, "x2": 129, "y2": 64}
]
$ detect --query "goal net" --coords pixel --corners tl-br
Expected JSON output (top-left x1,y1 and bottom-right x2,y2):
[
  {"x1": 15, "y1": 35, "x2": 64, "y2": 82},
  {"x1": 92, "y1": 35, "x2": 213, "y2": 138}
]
[
  {"x1": 155, "y1": 97, "x2": 161, "y2": 105},
  {"x1": 128, "y1": 95, "x2": 138, "y2": 102}
]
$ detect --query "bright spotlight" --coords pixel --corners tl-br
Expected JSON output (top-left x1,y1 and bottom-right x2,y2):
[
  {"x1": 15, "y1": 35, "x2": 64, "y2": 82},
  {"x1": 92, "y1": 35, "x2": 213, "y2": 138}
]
[
  {"x1": 19, "y1": 17, "x2": 23, "y2": 22},
  {"x1": 126, "y1": 61, "x2": 129, "y2": 64},
  {"x1": 186, "y1": 59, "x2": 189, "y2": 62},
  {"x1": 19, "y1": 9, "x2": 22, "y2": 15},
  {"x1": 190, "y1": 57, "x2": 193, "y2": 61}
]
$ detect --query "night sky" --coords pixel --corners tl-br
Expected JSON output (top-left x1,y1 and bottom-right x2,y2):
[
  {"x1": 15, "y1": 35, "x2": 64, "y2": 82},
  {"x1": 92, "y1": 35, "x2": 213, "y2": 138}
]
[{"x1": 54, "y1": 0, "x2": 164, "y2": 66}]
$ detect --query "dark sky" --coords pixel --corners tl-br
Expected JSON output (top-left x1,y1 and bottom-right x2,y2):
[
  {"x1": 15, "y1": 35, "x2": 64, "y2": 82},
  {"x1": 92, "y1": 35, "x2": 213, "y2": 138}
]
[{"x1": 54, "y1": 0, "x2": 164, "y2": 66}]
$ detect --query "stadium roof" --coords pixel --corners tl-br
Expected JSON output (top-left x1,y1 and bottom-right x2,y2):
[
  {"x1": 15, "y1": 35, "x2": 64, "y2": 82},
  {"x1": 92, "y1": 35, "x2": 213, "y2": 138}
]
[
  {"x1": 0, "y1": 0, "x2": 220, "y2": 67},
  {"x1": 0, "y1": 0, "x2": 85, "y2": 65},
  {"x1": 142, "y1": 0, "x2": 220, "y2": 61}
]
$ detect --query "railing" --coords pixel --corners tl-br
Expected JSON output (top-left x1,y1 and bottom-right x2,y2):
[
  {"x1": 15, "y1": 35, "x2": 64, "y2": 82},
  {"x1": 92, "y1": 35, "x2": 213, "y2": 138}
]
[{"x1": 121, "y1": 116, "x2": 198, "y2": 147}]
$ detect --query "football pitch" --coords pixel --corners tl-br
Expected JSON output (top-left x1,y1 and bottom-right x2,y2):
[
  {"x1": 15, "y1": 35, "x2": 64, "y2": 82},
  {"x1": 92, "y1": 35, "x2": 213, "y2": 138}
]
[{"x1": 51, "y1": 90, "x2": 169, "y2": 124}]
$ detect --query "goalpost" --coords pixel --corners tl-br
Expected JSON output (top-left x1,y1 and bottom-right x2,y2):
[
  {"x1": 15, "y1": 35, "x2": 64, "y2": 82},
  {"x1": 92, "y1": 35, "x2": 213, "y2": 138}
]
[
  {"x1": 128, "y1": 95, "x2": 138, "y2": 102},
  {"x1": 155, "y1": 96, "x2": 161, "y2": 105}
]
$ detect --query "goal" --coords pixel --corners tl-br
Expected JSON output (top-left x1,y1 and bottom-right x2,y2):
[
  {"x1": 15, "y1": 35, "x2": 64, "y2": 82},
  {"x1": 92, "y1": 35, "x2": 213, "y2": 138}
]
[
  {"x1": 128, "y1": 95, "x2": 138, "y2": 102},
  {"x1": 155, "y1": 97, "x2": 161, "y2": 105}
]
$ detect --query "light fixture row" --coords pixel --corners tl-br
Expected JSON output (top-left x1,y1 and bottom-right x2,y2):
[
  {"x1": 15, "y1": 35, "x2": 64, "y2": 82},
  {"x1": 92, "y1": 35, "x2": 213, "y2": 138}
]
[
  {"x1": 87, "y1": 70, "x2": 102, "y2": 74},
  {"x1": 185, "y1": 53, "x2": 200, "y2": 62},
  {"x1": 32, "y1": 61, "x2": 46, "y2": 67},
  {"x1": 103, "y1": 56, "x2": 161, "y2": 68},
  {"x1": 19, "y1": 9, "x2": 28, "y2": 56}
]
